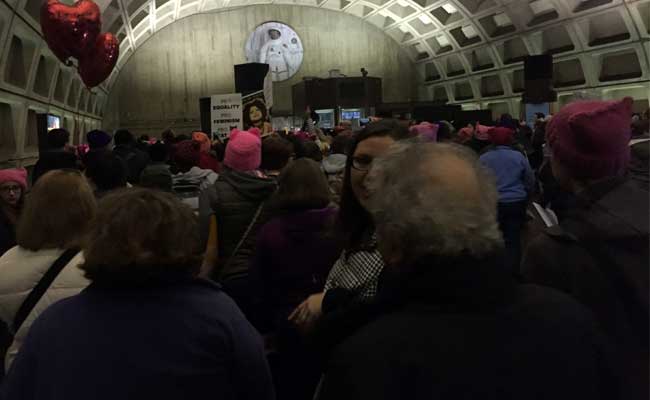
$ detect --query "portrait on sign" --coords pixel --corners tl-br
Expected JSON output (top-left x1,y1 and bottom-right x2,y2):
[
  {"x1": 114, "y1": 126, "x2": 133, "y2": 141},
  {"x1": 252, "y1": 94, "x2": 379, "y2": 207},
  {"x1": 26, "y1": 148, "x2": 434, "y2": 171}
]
[{"x1": 245, "y1": 22, "x2": 304, "y2": 82}]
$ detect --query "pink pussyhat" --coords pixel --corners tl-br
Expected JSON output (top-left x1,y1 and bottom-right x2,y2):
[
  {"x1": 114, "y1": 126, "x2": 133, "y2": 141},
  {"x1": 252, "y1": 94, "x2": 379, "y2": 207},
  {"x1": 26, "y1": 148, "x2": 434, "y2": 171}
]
[
  {"x1": 224, "y1": 128, "x2": 262, "y2": 172},
  {"x1": 0, "y1": 168, "x2": 27, "y2": 191},
  {"x1": 410, "y1": 122, "x2": 439, "y2": 142},
  {"x1": 547, "y1": 97, "x2": 633, "y2": 180},
  {"x1": 474, "y1": 124, "x2": 490, "y2": 141}
]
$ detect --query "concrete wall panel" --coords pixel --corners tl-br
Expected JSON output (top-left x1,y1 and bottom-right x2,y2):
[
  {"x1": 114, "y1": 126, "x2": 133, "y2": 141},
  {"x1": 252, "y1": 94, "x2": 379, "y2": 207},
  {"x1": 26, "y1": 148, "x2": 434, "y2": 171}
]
[{"x1": 104, "y1": 4, "x2": 417, "y2": 134}]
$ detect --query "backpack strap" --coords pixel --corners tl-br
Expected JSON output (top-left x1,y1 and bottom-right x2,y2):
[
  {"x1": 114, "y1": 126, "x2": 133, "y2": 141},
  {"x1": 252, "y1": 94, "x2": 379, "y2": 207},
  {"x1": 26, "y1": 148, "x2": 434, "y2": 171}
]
[
  {"x1": 12, "y1": 248, "x2": 80, "y2": 334},
  {"x1": 222, "y1": 202, "x2": 264, "y2": 273}
]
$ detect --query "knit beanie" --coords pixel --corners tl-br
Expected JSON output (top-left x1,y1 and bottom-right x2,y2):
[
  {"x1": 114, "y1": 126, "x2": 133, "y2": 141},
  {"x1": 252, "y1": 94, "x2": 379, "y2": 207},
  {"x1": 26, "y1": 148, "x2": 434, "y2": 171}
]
[
  {"x1": 0, "y1": 168, "x2": 27, "y2": 191},
  {"x1": 488, "y1": 127, "x2": 514, "y2": 146},
  {"x1": 547, "y1": 97, "x2": 632, "y2": 180},
  {"x1": 458, "y1": 127, "x2": 474, "y2": 143},
  {"x1": 475, "y1": 124, "x2": 490, "y2": 141},
  {"x1": 87, "y1": 130, "x2": 112, "y2": 149},
  {"x1": 192, "y1": 131, "x2": 211, "y2": 153},
  {"x1": 224, "y1": 128, "x2": 261, "y2": 172},
  {"x1": 410, "y1": 122, "x2": 439, "y2": 142},
  {"x1": 294, "y1": 131, "x2": 310, "y2": 141},
  {"x1": 173, "y1": 140, "x2": 201, "y2": 167}
]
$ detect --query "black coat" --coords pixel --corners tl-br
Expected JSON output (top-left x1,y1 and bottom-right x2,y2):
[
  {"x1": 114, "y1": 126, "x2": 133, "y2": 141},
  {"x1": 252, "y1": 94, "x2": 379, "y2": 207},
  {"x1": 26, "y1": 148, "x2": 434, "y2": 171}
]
[
  {"x1": 113, "y1": 145, "x2": 150, "y2": 184},
  {"x1": 523, "y1": 177, "x2": 649, "y2": 400},
  {"x1": 316, "y1": 254, "x2": 618, "y2": 400},
  {"x1": 0, "y1": 214, "x2": 15, "y2": 257},
  {"x1": 32, "y1": 150, "x2": 79, "y2": 184}
]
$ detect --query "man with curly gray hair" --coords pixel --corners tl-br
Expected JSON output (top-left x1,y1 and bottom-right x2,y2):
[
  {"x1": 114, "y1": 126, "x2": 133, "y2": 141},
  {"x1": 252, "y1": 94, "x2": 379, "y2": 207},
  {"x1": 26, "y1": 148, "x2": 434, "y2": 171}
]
[
  {"x1": 318, "y1": 141, "x2": 616, "y2": 400},
  {"x1": 366, "y1": 141, "x2": 503, "y2": 265}
]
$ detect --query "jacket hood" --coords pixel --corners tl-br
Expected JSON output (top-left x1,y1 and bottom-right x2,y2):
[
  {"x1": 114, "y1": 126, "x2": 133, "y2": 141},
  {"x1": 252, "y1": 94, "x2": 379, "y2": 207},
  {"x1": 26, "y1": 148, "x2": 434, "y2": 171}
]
[
  {"x1": 322, "y1": 154, "x2": 347, "y2": 174},
  {"x1": 221, "y1": 169, "x2": 276, "y2": 201},
  {"x1": 173, "y1": 166, "x2": 215, "y2": 181}
]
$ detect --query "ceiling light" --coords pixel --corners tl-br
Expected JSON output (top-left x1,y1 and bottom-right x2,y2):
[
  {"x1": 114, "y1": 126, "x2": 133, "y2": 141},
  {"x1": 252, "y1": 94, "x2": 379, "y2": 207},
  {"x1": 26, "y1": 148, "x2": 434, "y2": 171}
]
[
  {"x1": 437, "y1": 35, "x2": 450, "y2": 46},
  {"x1": 529, "y1": 0, "x2": 554, "y2": 15},
  {"x1": 461, "y1": 25, "x2": 478, "y2": 38},
  {"x1": 418, "y1": 14, "x2": 432, "y2": 24},
  {"x1": 493, "y1": 12, "x2": 512, "y2": 27},
  {"x1": 442, "y1": 3, "x2": 457, "y2": 14}
]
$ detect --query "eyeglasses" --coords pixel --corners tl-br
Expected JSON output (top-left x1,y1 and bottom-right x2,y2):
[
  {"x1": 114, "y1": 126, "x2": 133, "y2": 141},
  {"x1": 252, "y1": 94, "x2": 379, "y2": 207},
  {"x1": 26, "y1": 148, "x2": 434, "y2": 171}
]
[
  {"x1": 351, "y1": 156, "x2": 373, "y2": 172},
  {"x1": 0, "y1": 186, "x2": 22, "y2": 194}
]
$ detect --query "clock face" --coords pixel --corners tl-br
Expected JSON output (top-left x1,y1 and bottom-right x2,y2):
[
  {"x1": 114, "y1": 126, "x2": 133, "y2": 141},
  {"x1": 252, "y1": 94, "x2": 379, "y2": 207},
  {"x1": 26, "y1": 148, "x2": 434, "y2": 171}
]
[{"x1": 245, "y1": 22, "x2": 304, "y2": 82}]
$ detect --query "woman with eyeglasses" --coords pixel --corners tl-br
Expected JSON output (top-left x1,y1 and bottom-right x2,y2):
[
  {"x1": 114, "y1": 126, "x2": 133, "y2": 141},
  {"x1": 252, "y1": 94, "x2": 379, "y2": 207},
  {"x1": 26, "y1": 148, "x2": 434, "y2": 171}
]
[
  {"x1": 0, "y1": 169, "x2": 27, "y2": 256},
  {"x1": 0, "y1": 170, "x2": 95, "y2": 371},
  {"x1": 289, "y1": 119, "x2": 410, "y2": 330}
]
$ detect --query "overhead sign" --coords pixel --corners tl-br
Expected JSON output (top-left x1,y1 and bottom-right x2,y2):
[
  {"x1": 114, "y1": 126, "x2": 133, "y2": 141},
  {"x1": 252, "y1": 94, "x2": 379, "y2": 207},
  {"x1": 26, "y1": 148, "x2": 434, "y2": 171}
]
[{"x1": 211, "y1": 93, "x2": 242, "y2": 141}]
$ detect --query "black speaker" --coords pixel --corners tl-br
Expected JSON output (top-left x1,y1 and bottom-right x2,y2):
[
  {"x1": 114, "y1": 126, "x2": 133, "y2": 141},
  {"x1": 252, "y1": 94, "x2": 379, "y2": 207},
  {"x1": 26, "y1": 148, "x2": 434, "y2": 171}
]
[
  {"x1": 234, "y1": 63, "x2": 269, "y2": 96},
  {"x1": 523, "y1": 55, "x2": 556, "y2": 103},
  {"x1": 524, "y1": 55, "x2": 553, "y2": 80},
  {"x1": 199, "y1": 97, "x2": 211, "y2": 135}
]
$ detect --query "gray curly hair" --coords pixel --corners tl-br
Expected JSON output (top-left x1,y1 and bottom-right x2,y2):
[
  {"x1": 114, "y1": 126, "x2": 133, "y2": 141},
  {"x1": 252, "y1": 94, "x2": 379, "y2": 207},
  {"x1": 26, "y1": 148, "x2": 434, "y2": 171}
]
[{"x1": 366, "y1": 141, "x2": 503, "y2": 265}]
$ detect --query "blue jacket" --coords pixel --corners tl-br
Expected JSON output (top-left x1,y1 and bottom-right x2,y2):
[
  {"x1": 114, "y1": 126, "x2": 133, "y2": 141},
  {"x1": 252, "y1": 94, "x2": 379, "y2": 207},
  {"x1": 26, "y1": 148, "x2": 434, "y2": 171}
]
[
  {"x1": 1, "y1": 279, "x2": 274, "y2": 400},
  {"x1": 480, "y1": 146, "x2": 535, "y2": 203}
]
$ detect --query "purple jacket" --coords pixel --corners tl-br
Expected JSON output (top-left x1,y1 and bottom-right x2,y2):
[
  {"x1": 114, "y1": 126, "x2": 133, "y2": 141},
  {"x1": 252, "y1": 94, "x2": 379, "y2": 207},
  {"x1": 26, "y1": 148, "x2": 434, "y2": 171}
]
[{"x1": 250, "y1": 207, "x2": 342, "y2": 330}]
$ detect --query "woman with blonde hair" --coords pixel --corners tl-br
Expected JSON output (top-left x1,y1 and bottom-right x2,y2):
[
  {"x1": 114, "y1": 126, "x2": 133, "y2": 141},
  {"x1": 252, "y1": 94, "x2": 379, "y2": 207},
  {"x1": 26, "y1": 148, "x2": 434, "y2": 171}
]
[{"x1": 0, "y1": 169, "x2": 96, "y2": 371}]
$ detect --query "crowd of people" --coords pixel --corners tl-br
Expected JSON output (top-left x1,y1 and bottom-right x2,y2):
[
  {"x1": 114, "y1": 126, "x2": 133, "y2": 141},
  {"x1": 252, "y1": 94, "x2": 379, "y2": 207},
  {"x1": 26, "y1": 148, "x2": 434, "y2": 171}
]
[{"x1": 0, "y1": 98, "x2": 647, "y2": 400}]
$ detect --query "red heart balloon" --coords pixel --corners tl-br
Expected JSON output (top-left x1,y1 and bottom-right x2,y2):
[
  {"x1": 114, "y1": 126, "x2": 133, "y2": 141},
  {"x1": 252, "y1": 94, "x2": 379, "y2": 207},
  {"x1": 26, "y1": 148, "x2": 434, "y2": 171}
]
[
  {"x1": 40, "y1": 0, "x2": 101, "y2": 63},
  {"x1": 78, "y1": 33, "x2": 119, "y2": 88}
]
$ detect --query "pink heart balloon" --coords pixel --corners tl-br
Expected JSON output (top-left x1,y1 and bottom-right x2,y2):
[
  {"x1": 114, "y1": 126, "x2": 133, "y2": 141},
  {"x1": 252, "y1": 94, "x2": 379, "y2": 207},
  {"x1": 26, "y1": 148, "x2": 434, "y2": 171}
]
[
  {"x1": 78, "y1": 33, "x2": 119, "y2": 88},
  {"x1": 40, "y1": 0, "x2": 101, "y2": 63}
]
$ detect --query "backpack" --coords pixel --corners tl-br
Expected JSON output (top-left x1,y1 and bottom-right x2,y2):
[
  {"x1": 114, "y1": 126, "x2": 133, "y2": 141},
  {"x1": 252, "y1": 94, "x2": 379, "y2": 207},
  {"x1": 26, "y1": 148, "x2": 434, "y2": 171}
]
[{"x1": 173, "y1": 177, "x2": 202, "y2": 212}]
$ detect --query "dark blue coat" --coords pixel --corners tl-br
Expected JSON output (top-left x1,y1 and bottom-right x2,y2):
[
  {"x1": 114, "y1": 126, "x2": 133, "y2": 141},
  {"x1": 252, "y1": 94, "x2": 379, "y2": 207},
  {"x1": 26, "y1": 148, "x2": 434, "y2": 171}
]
[{"x1": 1, "y1": 279, "x2": 274, "y2": 400}]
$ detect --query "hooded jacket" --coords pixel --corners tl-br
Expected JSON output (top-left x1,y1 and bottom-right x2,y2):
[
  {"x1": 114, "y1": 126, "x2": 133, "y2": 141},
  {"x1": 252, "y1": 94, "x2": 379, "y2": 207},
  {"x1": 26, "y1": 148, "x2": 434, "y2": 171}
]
[
  {"x1": 322, "y1": 154, "x2": 347, "y2": 204},
  {"x1": 140, "y1": 163, "x2": 173, "y2": 192},
  {"x1": 172, "y1": 167, "x2": 218, "y2": 212},
  {"x1": 322, "y1": 154, "x2": 347, "y2": 175},
  {"x1": 199, "y1": 169, "x2": 276, "y2": 281},
  {"x1": 523, "y1": 177, "x2": 649, "y2": 400}
]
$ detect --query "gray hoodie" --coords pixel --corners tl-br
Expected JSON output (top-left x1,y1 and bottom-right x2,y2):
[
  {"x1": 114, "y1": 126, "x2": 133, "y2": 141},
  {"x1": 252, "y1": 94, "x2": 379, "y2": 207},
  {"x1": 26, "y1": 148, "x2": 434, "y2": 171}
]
[
  {"x1": 172, "y1": 167, "x2": 219, "y2": 212},
  {"x1": 322, "y1": 154, "x2": 347, "y2": 176}
]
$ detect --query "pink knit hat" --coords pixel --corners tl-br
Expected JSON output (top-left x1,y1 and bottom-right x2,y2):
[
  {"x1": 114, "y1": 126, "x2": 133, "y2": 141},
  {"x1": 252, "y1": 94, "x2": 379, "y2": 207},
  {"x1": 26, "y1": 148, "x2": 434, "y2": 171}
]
[
  {"x1": 475, "y1": 124, "x2": 490, "y2": 141},
  {"x1": 457, "y1": 127, "x2": 474, "y2": 143},
  {"x1": 410, "y1": 122, "x2": 439, "y2": 142},
  {"x1": 224, "y1": 128, "x2": 262, "y2": 172},
  {"x1": 191, "y1": 131, "x2": 211, "y2": 153},
  {"x1": 547, "y1": 97, "x2": 632, "y2": 180},
  {"x1": 173, "y1": 140, "x2": 201, "y2": 167},
  {"x1": 293, "y1": 131, "x2": 310, "y2": 141},
  {"x1": 0, "y1": 168, "x2": 27, "y2": 191},
  {"x1": 488, "y1": 127, "x2": 514, "y2": 146}
]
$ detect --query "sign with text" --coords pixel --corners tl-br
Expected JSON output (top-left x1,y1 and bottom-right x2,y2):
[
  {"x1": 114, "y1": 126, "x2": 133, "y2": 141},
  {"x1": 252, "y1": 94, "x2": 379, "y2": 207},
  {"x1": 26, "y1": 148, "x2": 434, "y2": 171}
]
[{"x1": 211, "y1": 93, "x2": 242, "y2": 140}]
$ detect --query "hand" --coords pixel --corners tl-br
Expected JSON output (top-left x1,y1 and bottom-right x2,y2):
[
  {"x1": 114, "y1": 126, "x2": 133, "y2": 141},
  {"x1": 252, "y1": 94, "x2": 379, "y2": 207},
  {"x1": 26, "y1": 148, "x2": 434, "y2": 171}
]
[{"x1": 288, "y1": 292, "x2": 324, "y2": 331}]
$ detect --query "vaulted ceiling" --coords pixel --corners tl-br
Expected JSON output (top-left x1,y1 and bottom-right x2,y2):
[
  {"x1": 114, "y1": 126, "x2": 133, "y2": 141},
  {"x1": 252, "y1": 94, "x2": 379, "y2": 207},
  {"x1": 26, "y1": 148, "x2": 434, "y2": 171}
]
[{"x1": 0, "y1": 0, "x2": 648, "y2": 124}]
